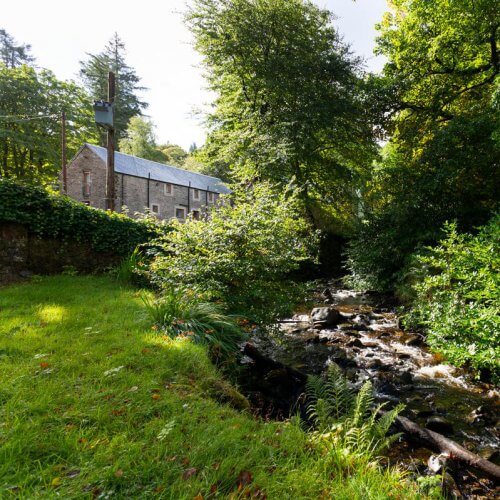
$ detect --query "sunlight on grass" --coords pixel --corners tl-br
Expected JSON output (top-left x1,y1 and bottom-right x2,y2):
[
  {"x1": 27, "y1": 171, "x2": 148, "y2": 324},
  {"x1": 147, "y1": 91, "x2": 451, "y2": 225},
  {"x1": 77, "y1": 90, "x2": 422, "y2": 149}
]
[
  {"x1": 0, "y1": 276, "x2": 420, "y2": 499},
  {"x1": 37, "y1": 304, "x2": 67, "y2": 324}
]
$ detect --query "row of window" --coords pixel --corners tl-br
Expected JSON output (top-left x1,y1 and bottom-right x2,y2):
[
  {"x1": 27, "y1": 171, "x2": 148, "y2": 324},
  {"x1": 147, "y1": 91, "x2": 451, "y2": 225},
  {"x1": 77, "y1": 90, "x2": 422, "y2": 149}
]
[
  {"x1": 82, "y1": 172, "x2": 216, "y2": 203},
  {"x1": 150, "y1": 204, "x2": 200, "y2": 220}
]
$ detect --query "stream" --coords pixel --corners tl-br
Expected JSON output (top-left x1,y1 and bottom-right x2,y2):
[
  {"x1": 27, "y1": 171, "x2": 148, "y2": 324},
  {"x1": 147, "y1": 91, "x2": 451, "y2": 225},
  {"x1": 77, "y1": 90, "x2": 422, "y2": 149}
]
[{"x1": 240, "y1": 284, "x2": 500, "y2": 498}]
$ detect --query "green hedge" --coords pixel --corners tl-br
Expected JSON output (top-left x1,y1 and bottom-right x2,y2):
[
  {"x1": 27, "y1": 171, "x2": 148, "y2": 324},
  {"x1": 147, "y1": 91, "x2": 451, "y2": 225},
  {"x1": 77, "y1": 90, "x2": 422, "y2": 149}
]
[{"x1": 0, "y1": 179, "x2": 165, "y2": 256}]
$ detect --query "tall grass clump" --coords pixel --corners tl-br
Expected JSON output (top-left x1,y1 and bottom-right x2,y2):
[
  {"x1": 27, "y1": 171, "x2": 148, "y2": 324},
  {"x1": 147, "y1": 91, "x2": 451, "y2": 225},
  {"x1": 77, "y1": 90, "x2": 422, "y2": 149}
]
[{"x1": 142, "y1": 288, "x2": 244, "y2": 356}]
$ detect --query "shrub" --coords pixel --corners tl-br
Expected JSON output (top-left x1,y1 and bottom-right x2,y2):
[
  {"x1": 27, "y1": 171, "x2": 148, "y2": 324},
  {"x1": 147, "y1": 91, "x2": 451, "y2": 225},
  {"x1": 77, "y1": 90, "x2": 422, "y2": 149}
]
[
  {"x1": 306, "y1": 364, "x2": 403, "y2": 462},
  {"x1": 405, "y1": 216, "x2": 500, "y2": 379},
  {"x1": 0, "y1": 179, "x2": 166, "y2": 255},
  {"x1": 142, "y1": 289, "x2": 244, "y2": 356},
  {"x1": 147, "y1": 183, "x2": 319, "y2": 324}
]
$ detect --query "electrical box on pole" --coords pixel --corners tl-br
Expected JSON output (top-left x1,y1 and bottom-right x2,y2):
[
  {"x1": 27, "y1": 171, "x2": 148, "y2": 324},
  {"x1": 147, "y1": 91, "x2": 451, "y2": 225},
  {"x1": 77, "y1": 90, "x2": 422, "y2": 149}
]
[{"x1": 93, "y1": 100, "x2": 114, "y2": 129}]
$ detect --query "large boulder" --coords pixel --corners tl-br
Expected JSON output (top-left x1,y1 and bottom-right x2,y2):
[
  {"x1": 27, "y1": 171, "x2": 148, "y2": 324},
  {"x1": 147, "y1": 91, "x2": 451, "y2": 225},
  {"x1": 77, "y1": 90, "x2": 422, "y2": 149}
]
[{"x1": 310, "y1": 307, "x2": 341, "y2": 328}]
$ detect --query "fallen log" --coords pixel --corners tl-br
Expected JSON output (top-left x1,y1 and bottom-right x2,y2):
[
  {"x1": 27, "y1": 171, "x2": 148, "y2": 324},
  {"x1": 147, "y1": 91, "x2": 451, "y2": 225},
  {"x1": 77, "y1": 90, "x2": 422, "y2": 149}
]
[{"x1": 393, "y1": 413, "x2": 500, "y2": 481}]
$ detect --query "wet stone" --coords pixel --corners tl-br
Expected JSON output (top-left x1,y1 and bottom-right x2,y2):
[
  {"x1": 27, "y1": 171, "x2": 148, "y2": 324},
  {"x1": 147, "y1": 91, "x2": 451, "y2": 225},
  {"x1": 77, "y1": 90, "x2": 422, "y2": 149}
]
[
  {"x1": 404, "y1": 335, "x2": 422, "y2": 346},
  {"x1": 310, "y1": 307, "x2": 341, "y2": 327},
  {"x1": 347, "y1": 338, "x2": 364, "y2": 348},
  {"x1": 425, "y1": 416, "x2": 454, "y2": 435}
]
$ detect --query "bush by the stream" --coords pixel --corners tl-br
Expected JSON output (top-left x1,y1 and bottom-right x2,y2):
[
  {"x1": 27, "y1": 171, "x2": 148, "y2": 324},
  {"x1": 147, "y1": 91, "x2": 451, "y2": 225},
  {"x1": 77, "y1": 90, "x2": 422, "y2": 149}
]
[
  {"x1": 146, "y1": 183, "x2": 319, "y2": 324},
  {"x1": 405, "y1": 216, "x2": 500, "y2": 380},
  {"x1": 0, "y1": 179, "x2": 166, "y2": 255}
]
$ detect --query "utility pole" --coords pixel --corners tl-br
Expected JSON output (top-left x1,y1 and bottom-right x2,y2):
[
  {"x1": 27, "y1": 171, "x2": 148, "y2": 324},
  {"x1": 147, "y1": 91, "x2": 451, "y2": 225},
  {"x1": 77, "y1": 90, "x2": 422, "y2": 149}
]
[
  {"x1": 106, "y1": 71, "x2": 116, "y2": 211},
  {"x1": 61, "y1": 110, "x2": 67, "y2": 194}
]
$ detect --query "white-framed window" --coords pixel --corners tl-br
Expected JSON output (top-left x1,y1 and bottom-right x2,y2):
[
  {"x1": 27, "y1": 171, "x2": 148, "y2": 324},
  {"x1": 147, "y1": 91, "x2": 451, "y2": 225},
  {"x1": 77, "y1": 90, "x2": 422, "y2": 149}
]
[
  {"x1": 83, "y1": 171, "x2": 91, "y2": 197},
  {"x1": 151, "y1": 203, "x2": 160, "y2": 216},
  {"x1": 192, "y1": 188, "x2": 200, "y2": 201},
  {"x1": 207, "y1": 191, "x2": 215, "y2": 203},
  {"x1": 175, "y1": 206, "x2": 186, "y2": 220},
  {"x1": 164, "y1": 183, "x2": 173, "y2": 196},
  {"x1": 192, "y1": 210, "x2": 201, "y2": 220}
]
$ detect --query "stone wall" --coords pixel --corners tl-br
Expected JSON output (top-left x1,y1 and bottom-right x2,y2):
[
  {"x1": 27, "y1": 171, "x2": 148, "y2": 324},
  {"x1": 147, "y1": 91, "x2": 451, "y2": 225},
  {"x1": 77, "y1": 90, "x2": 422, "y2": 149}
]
[
  {"x1": 0, "y1": 222, "x2": 121, "y2": 285},
  {"x1": 66, "y1": 145, "x2": 220, "y2": 220}
]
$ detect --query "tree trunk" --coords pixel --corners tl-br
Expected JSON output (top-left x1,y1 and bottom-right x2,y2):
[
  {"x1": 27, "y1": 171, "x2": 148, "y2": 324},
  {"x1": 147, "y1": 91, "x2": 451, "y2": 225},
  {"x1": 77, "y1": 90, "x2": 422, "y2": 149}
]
[{"x1": 392, "y1": 413, "x2": 500, "y2": 480}]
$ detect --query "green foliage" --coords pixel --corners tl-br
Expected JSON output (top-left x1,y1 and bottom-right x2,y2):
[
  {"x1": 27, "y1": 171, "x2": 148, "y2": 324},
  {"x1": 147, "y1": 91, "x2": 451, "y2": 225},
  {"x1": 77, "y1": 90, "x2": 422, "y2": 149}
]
[
  {"x1": 147, "y1": 182, "x2": 318, "y2": 323},
  {"x1": 0, "y1": 65, "x2": 98, "y2": 184},
  {"x1": 346, "y1": 0, "x2": 500, "y2": 291},
  {"x1": 405, "y1": 216, "x2": 500, "y2": 379},
  {"x1": 120, "y1": 116, "x2": 167, "y2": 163},
  {"x1": 377, "y1": 0, "x2": 498, "y2": 134},
  {"x1": 142, "y1": 289, "x2": 243, "y2": 356},
  {"x1": 0, "y1": 179, "x2": 164, "y2": 255},
  {"x1": 79, "y1": 33, "x2": 147, "y2": 145},
  {"x1": 159, "y1": 143, "x2": 188, "y2": 167},
  {"x1": 186, "y1": 0, "x2": 377, "y2": 230},
  {"x1": 0, "y1": 275, "x2": 420, "y2": 498},
  {"x1": 306, "y1": 364, "x2": 404, "y2": 461}
]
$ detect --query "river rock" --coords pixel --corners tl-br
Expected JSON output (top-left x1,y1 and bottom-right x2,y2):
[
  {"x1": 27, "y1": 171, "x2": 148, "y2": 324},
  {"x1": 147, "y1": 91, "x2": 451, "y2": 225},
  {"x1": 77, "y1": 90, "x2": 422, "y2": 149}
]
[
  {"x1": 404, "y1": 334, "x2": 422, "y2": 346},
  {"x1": 425, "y1": 416, "x2": 454, "y2": 435},
  {"x1": 310, "y1": 307, "x2": 340, "y2": 327},
  {"x1": 427, "y1": 453, "x2": 447, "y2": 473},
  {"x1": 347, "y1": 338, "x2": 364, "y2": 348},
  {"x1": 399, "y1": 371, "x2": 413, "y2": 384}
]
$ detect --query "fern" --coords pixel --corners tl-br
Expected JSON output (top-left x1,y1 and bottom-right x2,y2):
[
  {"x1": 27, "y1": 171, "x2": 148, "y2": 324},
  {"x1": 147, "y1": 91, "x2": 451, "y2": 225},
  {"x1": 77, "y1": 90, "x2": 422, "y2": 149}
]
[{"x1": 306, "y1": 365, "x2": 403, "y2": 460}]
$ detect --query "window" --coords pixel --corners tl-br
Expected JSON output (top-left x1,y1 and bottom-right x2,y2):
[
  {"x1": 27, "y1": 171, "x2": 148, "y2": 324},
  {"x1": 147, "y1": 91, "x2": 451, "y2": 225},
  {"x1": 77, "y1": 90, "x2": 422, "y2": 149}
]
[
  {"x1": 164, "y1": 183, "x2": 173, "y2": 195},
  {"x1": 192, "y1": 188, "x2": 200, "y2": 201},
  {"x1": 207, "y1": 192, "x2": 215, "y2": 203},
  {"x1": 151, "y1": 204, "x2": 160, "y2": 216},
  {"x1": 83, "y1": 171, "x2": 91, "y2": 197},
  {"x1": 175, "y1": 207, "x2": 186, "y2": 220},
  {"x1": 192, "y1": 210, "x2": 200, "y2": 220}
]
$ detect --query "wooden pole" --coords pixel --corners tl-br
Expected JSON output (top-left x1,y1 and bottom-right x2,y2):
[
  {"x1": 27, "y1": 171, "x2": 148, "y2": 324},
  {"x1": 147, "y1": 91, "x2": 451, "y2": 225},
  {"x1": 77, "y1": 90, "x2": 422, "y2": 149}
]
[
  {"x1": 61, "y1": 111, "x2": 67, "y2": 193},
  {"x1": 106, "y1": 71, "x2": 116, "y2": 211}
]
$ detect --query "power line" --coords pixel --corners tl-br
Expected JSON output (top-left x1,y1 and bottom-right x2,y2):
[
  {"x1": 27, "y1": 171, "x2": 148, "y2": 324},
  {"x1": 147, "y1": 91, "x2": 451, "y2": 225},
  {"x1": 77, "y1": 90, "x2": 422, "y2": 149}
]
[{"x1": 0, "y1": 113, "x2": 59, "y2": 123}]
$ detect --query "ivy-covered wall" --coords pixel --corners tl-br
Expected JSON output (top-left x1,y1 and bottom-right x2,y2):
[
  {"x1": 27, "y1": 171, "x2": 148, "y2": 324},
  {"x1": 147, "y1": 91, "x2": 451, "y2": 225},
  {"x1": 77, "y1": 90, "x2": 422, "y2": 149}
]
[{"x1": 0, "y1": 180, "x2": 165, "y2": 282}]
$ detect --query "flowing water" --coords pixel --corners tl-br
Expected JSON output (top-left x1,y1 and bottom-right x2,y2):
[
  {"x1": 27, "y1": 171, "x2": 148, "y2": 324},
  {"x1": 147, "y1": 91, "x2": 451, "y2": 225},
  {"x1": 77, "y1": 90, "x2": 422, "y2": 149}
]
[{"x1": 246, "y1": 285, "x2": 499, "y2": 497}]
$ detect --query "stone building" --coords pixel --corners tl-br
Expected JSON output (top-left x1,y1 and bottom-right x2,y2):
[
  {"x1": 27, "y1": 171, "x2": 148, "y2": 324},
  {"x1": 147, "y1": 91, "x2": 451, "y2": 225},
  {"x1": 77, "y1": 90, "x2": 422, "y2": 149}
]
[{"x1": 65, "y1": 143, "x2": 231, "y2": 221}]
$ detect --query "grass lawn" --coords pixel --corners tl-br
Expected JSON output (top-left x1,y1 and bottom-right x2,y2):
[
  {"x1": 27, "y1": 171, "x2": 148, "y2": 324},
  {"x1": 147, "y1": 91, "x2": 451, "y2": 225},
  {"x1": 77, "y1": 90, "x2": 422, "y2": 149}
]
[{"x1": 0, "y1": 275, "x2": 420, "y2": 498}]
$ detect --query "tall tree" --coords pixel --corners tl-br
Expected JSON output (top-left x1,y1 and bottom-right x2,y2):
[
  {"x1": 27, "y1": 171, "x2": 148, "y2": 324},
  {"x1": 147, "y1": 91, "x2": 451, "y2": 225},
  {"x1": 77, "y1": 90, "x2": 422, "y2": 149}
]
[
  {"x1": 79, "y1": 33, "x2": 147, "y2": 146},
  {"x1": 0, "y1": 29, "x2": 35, "y2": 68},
  {"x1": 345, "y1": 0, "x2": 500, "y2": 291},
  {"x1": 186, "y1": 0, "x2": 377, "y2": 230},
  {"x1": 120, "y1": 116, "x2": 166, "y2": 162},
  {"x1": 0, "y1": 65, "x2": 98, "y2": 183}
]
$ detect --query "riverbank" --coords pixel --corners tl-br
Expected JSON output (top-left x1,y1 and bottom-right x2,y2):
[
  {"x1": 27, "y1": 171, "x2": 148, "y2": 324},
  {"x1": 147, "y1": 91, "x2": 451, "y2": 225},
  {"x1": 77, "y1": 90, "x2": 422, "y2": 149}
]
[
  {"x1": 243, "y1": 284, "x2": 499, "y2": 497},
  {"x1": 0, "y1": 275, "x2": 421, "y2": 498}
]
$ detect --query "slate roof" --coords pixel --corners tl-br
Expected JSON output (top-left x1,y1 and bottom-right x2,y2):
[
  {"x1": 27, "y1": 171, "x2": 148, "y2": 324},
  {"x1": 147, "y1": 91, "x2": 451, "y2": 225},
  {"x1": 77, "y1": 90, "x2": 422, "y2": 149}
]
[{"x1": 83, "y1": 143, "x2": 231, "y2": 194}]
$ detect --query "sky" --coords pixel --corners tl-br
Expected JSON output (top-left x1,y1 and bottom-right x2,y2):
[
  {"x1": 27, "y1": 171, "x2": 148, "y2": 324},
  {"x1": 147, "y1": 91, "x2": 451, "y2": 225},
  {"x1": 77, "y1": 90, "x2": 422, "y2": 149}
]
[{"x1": 2, "y1": 0, "x2": 388, "y2": 150}]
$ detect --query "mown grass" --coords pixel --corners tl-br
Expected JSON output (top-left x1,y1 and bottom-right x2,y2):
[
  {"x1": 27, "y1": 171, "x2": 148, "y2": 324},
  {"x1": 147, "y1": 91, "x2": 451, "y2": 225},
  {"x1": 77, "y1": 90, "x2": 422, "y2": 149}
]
[{"x1": 0, "y1": 275, "x2": 421, "y2": 498}]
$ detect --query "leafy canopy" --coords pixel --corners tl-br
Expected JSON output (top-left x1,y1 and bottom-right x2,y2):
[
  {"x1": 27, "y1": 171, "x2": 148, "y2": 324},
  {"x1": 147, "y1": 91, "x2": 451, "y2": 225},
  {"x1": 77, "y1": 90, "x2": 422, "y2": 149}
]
[
  {"x1": 0, "y1": 65, "x2": 98, "y2": 184},
  {"x1": 187, "y1": 0, "x2": 377, "y2": 230}
]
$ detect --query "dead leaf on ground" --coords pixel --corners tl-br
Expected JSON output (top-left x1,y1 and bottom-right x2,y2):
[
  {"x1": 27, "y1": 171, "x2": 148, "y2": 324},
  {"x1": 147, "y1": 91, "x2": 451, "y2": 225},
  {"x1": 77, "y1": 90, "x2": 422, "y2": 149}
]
[
  {"x1": 182, "y1": 467, "x2": 198, "y2": 480},
  {"x1": 236, "y1": 470, "x2": 253, "y2": 489},
  {"x1": 114, "y1": 469, "x2": 124, "y2": 478}
]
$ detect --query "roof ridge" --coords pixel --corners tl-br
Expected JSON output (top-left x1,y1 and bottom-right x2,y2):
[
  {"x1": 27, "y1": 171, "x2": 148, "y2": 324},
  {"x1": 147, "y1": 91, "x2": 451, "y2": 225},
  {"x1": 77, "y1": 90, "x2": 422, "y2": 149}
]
[{"x1": 84, "y1": 142, "x2": 225, "y2": 183}]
